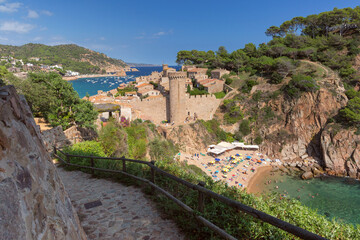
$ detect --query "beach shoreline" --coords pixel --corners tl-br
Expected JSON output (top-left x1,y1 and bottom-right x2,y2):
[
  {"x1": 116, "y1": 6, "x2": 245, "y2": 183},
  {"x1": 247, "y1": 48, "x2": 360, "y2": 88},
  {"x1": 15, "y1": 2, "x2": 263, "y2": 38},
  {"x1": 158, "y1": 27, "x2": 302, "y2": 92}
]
[
  {"x1": 177, "y1": 149, "x2": 282, "y2": 190},
  {"x1": 246, "y1": 166, "x2": 274, "y2": 194}
]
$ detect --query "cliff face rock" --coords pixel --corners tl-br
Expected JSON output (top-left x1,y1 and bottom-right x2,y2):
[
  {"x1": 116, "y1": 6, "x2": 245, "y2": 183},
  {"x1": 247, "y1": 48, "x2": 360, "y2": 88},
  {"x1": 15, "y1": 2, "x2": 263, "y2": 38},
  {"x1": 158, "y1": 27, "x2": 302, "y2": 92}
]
[
  {"x1": 320, "y1": 125, "x2": 360, "y2": 178},
  {"x1": 41, "y1": 126, "x2": 71, "y2": 153},
  {"x1": 260, "y1": 88, "x2": 347, "y2": 161},
  {"x1": 0, "y1": 86, "x2": 86, "y2": 240},
  {"x1": 166, "y1": 122, "x2": 216, "y2": 153}
]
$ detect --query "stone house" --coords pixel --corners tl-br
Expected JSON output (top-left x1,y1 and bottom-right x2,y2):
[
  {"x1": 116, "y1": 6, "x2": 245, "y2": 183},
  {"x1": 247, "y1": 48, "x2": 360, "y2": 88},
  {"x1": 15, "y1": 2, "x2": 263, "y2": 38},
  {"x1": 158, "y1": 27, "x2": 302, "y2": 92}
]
[
  {"x1": 187, "y1": 68, "x2": 208, "y2": 81},
  {"x1": 202, "y1": 79, "x2": 225, "y2": 94},
  {"x1": 137, "y1": 89, "x2": 160, "y2": 97},
  {"x1": 211, "y1": 69, "x2": 230, "y2": 79}
]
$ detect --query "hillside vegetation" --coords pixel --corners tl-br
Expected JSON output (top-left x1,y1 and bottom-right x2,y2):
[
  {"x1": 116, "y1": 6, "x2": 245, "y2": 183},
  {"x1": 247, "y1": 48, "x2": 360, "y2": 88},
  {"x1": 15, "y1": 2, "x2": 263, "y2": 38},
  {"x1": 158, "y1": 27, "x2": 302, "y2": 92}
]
[
  {"x1": 177, "y1": 7, "x2": 360, "y2": 141},
  {"x1": 60, "y1": 119, "x2": 360, "y2": 240},
  {"x1": 0, "y1": 43, "x2": 127, "y2": 74}
]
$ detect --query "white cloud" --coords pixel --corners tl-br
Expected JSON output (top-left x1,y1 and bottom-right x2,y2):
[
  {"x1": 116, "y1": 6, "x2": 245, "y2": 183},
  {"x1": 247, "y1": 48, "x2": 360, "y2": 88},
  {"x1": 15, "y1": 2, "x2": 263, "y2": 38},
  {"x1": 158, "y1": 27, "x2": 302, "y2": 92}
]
[
  {"x1": 33, "y1": 36, "x2": 42, "y2": 41},
  {"x1": 0, "y1": 21, "x2": 34, "y2": 33},
  {"x1": 0, "y1": 36, "x2": 8, "y2": 41},
  {"x1": 100, "y1": 36, "x2": 105, "y2": 40},
  {"x1": 28, "y1": 10, "x2": 39, "y2": 19},
  {"x1": 42, "y1": 10, "x2": 53, "y2": 16},
  {"x1": 153, "y1": 31, "x2": 165, "y2": 36},
  {"x1": 0, "y1": 2, "x2": 21, "y2": 13}
]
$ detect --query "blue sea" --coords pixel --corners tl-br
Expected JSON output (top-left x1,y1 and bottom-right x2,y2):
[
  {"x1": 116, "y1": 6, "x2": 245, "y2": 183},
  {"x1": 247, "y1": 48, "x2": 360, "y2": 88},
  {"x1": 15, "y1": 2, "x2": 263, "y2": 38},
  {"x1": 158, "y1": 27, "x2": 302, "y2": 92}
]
[
  {"x1": 70, "y1": 66, "x2": 181, "y2": 98},
  {"x1": 259, "y1": 172, "x2": 360, "y2": 225}
]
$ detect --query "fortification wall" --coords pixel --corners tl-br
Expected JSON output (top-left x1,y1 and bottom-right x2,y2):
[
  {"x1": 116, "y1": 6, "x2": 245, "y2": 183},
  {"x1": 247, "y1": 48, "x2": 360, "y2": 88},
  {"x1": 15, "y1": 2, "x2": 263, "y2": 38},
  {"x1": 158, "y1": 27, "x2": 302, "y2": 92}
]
[
  {"x1": 130, "y1": 96, "x2": 168, "y2": 124},
  {"x1": 185, "y1": 94, "x2": 221, "y2": 121}
]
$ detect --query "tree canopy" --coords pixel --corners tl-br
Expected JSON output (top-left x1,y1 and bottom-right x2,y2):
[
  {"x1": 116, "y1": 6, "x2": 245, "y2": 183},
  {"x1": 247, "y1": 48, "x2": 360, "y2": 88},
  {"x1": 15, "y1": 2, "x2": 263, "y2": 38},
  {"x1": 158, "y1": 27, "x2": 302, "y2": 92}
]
[{"x1": 8, "y1": 72, "x2": 98, "y2": 129}]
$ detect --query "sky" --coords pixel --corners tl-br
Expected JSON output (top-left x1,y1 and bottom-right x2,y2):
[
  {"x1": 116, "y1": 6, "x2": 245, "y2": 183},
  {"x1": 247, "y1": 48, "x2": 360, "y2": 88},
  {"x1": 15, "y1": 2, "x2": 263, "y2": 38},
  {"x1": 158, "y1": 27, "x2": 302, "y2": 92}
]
[{"x1": 0, "y1": 0, "x2": 359, "y2": 65}]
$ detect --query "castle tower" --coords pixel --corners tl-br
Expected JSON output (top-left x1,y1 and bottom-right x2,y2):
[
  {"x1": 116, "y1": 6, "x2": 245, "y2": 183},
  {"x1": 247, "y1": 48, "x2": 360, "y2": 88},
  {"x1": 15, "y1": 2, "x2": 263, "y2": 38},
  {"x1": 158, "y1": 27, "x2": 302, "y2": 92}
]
[{"x1": 168, "y1": 72, "x2": 187, "y2": 124}]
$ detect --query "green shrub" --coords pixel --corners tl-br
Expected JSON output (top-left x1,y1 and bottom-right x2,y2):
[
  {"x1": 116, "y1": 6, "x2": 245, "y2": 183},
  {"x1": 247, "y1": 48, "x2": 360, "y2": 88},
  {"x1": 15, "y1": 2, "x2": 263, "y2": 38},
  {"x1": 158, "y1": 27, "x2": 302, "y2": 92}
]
[
  {"x1": 270, "y1": 72, "x2": 283, "y2": 84},
  {"x1": 340, "y1": 97, "x2": 360, "y2": 125},
  {"x1": 98, "y1": 120, "x2": 128, "y2": 157},
  {"x1": 345, "y1": 88, "x2": 360, "y2": 100},
  {"x1": 252, "y1": 91, "x2": 262, "y2": 102},
  {"x1": 254, "y1": 135, "x2": 263, "y2": 144},
  {"x1": 241, "y1": 79, "x2": 258, "y2": 93},
  {"x1": 283, "y1": 74, "x2": 319, "y2": 98},
  {"x1": 239, "y1": 120, "x2": 251, "y2": 136},
  {"x1": 149, "y1": 138, "x2": 178, "y2": 162},
  {"x1": 214, "y1": 91, "x2": 226, "y2": 99},
  {"x1": 62, "y1": 141, "x2": 107, "y2": 167}
]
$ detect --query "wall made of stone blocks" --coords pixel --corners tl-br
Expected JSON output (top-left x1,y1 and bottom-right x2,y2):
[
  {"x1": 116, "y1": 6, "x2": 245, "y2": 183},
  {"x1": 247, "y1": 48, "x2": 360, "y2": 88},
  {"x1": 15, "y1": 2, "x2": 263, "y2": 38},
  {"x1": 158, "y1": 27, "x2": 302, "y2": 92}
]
[
  {"x1": 185, "y1": 94, "x2": 221, "y2": 121},
  {"x1": 130, "y1": 97, "x2": 168, "y2": 124}
]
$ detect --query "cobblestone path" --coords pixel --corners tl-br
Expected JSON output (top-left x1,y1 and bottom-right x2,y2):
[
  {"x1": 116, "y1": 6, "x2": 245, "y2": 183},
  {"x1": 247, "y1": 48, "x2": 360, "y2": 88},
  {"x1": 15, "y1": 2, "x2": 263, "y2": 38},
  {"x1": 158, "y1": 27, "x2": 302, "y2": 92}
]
[{"x1": 57, "y1": 167, "x2": 185, "y2": 240}]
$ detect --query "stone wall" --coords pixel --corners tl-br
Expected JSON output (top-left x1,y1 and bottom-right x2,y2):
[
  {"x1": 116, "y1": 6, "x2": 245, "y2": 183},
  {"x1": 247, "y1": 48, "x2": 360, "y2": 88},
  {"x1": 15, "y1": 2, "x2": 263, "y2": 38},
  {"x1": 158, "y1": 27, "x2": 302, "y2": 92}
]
[
  {"x1": 0, "y1": 86, "x2": 87, "y2": 240},
  {"x1": 130, "y1": 96, "x2": 168, "y2": 124},
  {"x1": 185, "y1": 94, "x2": 221, "y2": 121}
]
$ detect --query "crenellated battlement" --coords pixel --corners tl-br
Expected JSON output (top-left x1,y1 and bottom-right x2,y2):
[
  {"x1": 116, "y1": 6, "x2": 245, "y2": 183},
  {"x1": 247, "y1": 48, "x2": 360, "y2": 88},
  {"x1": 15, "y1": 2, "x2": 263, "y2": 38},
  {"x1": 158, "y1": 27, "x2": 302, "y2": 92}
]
[
  {"x1": 188, "y1": 94, "x2": 216, "y2": 100},
  {"x1": 168, "y1": 72, "x2": 187, "y2": 80}
]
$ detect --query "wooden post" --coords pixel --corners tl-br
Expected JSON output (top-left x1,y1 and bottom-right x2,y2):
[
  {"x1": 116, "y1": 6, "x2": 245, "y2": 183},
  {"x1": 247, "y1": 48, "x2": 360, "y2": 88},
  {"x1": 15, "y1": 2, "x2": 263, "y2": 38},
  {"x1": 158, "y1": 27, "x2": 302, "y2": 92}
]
[
  {"x1": 90, "y1": 158, "x2": 94, "y2": 175},
  {"x1": 66, "y1": 154, "x2": 70, "y2": 164},
  {"x1": 122, "y1": 156, "x2": 126, "y2": 172},
  {"x1": 53, "y1": 146, "x2": 57, "y2": 155},
  {"x1": 150, "y1": 161, "x2": 156, "y2": 193},
  {"x1": 198, "y1": 181, "x2": 206, "y2": 213}
]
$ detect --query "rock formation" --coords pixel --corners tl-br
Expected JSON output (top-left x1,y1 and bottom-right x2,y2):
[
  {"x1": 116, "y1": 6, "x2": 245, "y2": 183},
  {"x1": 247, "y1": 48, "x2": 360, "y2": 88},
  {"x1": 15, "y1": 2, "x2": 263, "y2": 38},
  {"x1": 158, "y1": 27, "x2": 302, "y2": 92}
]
[
  {"x1": 0, "y1": 86, "x2": 86, "y2": 240},
  {"x1": 254, "y1": 86, "x2": 346, "y2": 162},
  {"x1": 320, "y1": 125, "x2": 360, "y2": 178},
  {"x1": 166, "y1": 122, "x2": 217, "y2": 153}
]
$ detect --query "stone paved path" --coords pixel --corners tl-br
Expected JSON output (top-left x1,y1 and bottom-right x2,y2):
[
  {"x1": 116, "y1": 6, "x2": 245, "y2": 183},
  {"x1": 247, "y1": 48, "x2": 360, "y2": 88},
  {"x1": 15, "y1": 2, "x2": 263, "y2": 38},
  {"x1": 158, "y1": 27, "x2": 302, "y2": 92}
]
[{"x1": 57, "y1": 167, "x2": 185, "y2": 240}]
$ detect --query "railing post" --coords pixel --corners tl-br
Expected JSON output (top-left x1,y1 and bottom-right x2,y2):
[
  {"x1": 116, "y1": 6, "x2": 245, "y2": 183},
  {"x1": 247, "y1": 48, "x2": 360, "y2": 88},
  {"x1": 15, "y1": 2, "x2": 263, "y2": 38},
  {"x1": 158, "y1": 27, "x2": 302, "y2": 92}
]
[
  {"x1": 53, "y1": 146, "x2": 57, "y2": 155},
  {"x1": 65, "y1": 154, "x2": 70, "y2": 164},
  {"x1": 150, "y1": 161, "x2": 156, "y2": 193},
  {"x1": 198, "y1": 181, "x2": 205, "y2": 213},
  {"x1": 122, "y1": 156, "x2": 126, "y2": 172},
  {"x1": 90, "y1": 158, "x2": 94, "y2": 175}
]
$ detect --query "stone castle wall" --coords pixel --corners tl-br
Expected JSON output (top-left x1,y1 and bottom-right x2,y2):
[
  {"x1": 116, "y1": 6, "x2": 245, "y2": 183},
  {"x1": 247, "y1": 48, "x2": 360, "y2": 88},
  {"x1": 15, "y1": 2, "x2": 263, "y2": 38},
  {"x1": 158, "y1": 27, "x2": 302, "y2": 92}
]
[
  {"x1": 130, "y1": 96, "x2": 168, "y2": 124},
  {"x1": 185, "y1": 94, "x2": 221, "y2": 121},
  {"x1": 0, "y1": 86, "x2": 86, "y2": 240}
]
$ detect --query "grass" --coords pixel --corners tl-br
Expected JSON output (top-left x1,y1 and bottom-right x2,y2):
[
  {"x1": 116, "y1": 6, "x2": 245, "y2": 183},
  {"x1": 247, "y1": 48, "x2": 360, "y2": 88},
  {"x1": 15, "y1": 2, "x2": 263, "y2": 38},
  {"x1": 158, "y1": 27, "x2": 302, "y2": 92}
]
[{"x1": 214, "y1": 91, "x2": 226, "y2": 99}]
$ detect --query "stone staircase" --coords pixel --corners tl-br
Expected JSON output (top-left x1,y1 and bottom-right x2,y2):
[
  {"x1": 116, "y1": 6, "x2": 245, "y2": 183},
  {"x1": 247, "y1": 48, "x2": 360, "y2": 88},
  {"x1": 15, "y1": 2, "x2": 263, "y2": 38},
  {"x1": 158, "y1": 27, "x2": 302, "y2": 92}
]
[{"x1": 57, "y1": 167, "x2": 185, "y2": 240}]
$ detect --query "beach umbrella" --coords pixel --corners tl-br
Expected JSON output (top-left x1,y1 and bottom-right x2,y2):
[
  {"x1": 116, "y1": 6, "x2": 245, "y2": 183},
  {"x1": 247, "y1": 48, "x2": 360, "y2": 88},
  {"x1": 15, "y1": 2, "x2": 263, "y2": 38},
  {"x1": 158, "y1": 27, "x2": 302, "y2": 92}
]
[
  {"x1": 236, "y1": 153, "x2": 240, "y2": 156},
  {"x1": 215, "y1": 158, "x2": 220, "y2": 162},
  {"x1": 246, "y1": 156, "x2": 251, "y2": 159}
]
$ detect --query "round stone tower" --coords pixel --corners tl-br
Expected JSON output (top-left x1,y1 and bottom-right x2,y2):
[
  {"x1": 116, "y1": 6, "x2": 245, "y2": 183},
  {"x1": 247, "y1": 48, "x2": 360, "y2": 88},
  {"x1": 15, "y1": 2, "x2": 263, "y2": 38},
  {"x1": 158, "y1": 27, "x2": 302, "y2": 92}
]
[{"x1": 168, "y1": 71, "x2": 187, "y2": 124}]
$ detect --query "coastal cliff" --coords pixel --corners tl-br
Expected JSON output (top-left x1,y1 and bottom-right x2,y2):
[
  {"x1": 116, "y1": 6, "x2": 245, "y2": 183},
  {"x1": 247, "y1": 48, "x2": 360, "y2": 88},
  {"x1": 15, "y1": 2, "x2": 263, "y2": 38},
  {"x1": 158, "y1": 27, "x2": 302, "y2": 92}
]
[
  {"x1": 0, "y1": 86, "x2": 86, "y2": 239},
  {"x1": 320, "y1": 125, "x2": 360, "y2": 178}
]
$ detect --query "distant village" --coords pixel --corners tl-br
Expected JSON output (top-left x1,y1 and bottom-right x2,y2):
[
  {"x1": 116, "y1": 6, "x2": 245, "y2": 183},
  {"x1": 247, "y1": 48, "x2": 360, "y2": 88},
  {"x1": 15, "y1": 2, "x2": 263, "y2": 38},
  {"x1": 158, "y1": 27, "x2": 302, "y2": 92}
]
[
  {"x1": 0, "y1": 55, "x2": 138, "y2": 79},
  {"x1": 0, "y1": 55, "x2": 81, "y2": 77},
  {"x1": 87, "y1": 64, "x2": 231, "y2": 126}
]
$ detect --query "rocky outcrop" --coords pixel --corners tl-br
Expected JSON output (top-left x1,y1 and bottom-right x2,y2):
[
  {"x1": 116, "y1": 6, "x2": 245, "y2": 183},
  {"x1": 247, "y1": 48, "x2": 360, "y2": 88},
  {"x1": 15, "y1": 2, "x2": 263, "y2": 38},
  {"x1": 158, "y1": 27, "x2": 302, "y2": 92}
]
[
  {"x1": 166, "y1": 122, "x2": 217, "y2": 153},
  {"x1": 41, "y1": 125, "x2": 97, "y2": 153},
  {"x1": 41, "y1": 126, "x2": 71, "y2": 152},
  {"x1": 63, "y1": 125, "x2": 97, "y2": 144},
  {"x1": 0, "y1": 86, "x2": 86, "y2": 239},
  {"x1": 320, "y1": 125, "x2": 360, "y2": 178},
  {"x1": 259, "y1": 88, "x2": 347, "y2": 161}
]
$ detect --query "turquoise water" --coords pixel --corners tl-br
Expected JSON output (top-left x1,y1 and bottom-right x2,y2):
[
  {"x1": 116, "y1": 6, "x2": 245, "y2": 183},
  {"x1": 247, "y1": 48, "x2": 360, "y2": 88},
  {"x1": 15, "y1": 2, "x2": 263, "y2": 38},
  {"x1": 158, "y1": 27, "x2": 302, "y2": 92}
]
[
  {"x1": 261, "y1": 173, "x2": 360, "y2": 225},
  {"x1": 70, "y1": 66, "x2": 181, "y2": 98}
]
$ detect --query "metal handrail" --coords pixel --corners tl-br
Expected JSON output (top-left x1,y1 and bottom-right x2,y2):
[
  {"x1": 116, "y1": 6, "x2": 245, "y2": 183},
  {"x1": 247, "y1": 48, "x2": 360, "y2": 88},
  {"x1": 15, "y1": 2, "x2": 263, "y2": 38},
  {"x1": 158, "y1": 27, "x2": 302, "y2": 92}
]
[{"x1": 54, "y1": 147, "x2": 328, "y2": 240}]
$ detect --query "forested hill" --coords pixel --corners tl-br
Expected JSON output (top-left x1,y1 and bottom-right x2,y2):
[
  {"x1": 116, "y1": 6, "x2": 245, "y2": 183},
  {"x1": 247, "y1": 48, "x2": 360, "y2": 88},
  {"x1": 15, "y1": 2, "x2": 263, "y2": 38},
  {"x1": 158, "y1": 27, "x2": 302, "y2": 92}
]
[{"x1": 0, "y1": 43, "x2": 127, "y2": 74}]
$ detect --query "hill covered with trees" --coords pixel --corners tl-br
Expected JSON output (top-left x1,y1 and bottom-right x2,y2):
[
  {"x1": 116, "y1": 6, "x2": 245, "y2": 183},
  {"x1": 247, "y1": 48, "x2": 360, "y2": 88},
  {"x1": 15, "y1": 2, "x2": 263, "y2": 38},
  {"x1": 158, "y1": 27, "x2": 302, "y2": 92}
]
[{"x1": 0, "y1": 43, "x2": 127, "y2": 74}]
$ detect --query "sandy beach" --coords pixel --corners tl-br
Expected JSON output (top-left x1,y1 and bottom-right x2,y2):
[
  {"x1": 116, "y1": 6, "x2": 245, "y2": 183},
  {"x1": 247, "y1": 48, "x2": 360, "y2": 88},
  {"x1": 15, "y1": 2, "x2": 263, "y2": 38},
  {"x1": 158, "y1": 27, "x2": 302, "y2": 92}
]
[{"x1": 177, "y1": 149, "x2": 281, "y2": 191}]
